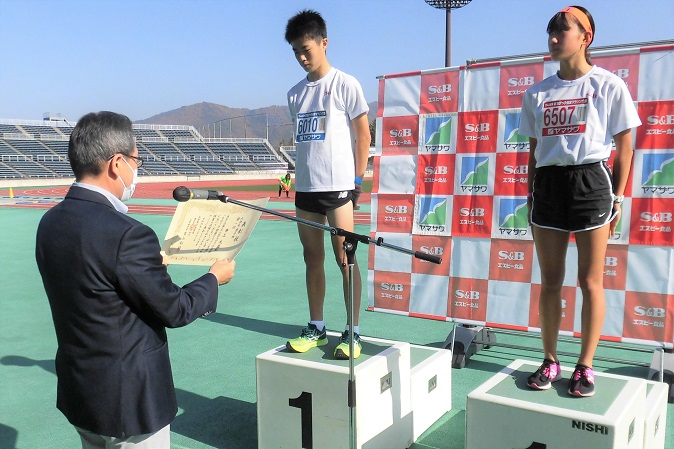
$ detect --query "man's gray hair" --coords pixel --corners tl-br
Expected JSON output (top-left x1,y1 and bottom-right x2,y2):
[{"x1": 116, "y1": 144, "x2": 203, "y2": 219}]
[{"x1": 68, "y1": 111, "x2": 135, "y2": 180}]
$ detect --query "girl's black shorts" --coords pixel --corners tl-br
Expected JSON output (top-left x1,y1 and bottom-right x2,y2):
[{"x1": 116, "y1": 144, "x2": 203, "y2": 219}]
[{"x1": 531, "y1": 161, "x2": 616, "y2": 233}]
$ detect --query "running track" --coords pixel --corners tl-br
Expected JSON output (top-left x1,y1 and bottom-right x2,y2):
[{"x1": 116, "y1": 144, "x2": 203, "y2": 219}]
[{"x1": 3, "y1": 179, "x2": 372, "y2": 225}]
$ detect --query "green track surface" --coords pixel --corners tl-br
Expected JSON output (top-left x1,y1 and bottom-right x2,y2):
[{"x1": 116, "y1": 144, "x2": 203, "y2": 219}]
[{"x1": 0, "y1": 206, "x2": 671, "y2": 449}]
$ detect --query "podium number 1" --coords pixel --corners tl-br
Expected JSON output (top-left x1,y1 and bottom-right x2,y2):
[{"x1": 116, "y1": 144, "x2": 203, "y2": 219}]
[{"x1": 289, "y1": 391, "x2": 313, "y2": 449}]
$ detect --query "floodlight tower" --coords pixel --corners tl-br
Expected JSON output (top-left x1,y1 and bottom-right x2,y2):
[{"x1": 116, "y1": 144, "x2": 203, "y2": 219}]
[{"x1": 424, "y1": 0, "x2": 473, "y2": 67}]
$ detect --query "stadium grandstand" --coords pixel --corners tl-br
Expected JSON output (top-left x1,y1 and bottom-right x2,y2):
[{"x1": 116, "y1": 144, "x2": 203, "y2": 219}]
[{"x1": 0, "y1": 118, "x2": 293, "y2": 180}]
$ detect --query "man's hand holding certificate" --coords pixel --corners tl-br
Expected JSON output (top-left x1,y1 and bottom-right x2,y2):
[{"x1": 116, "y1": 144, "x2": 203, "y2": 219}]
[{"x1": 161, "y1": 197, "x2": 269, "y2": 266}]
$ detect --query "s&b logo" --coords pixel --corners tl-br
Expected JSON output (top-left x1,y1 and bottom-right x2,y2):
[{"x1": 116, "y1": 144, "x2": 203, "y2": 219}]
[
  {"x1": 420, "y1": 246, "x2": 444, "y2": 256},
  {"x1": 634, "y1": 307, "x2": 665, "y2": 318},
  {"x1": 460, "y1": 208, "x2": 485, "y2": 217},
  {"x1": 641, "y1": 212, "x2": 673, "y2": 222},
  {"x1": 507, "y1": 76, "x2": 535, "y2": 87},
  {"x1": 390, "y1": 128, "x2": 412, "y2": 138},
  {"x1": 611, "y1": 68, "x2": 630, "y2": 79},
  {"x1": 384, "y1": 205, "x2": 408, "y2": 214},
  {"x1": 425, "y1": 166, "x2": 449, "y2": 175},
  {"x1": 503, "y1": 165, "x2": 528, "y2": 175},
  {"x1": 646, "y1": 115, "x2": 674, "y2": 126},
  {"x1": 498, "y1": 251, "x2": 525, "y2": 261},
  {"x1": 455, "y1": 290, "x2": 479, "y2": 300},
  {"x1": 464, "y1": 123, "x2": 491, "y2": 133},
  {"x1": 381, "y1": 283, "x2": 404, "y2": 292},
  {"x1": 428, "y1": 84, "x2": 451, "y2": 94}
]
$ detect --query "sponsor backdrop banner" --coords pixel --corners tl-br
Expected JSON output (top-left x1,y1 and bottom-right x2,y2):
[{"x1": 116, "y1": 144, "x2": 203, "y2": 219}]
[{"x1": 368, "y1": 44, "x2": 674, "y2": 347}]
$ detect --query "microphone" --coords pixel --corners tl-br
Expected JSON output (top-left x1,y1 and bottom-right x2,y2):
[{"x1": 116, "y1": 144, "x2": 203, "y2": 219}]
[
  {"x1": 414, "y1": 251, "x2": 442, "y2": 264},
  {"x1": 172, "y1": 186, "x2": 222, "y2": 202}
]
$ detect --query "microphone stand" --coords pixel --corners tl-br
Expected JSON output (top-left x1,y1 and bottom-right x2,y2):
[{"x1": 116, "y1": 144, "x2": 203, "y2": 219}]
[{"x1": 210, "y1": 192, "x2": 441, "y2": 449}]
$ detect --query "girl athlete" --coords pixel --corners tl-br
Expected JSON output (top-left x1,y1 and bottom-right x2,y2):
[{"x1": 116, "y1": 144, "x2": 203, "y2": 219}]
[{"x1": 519, "y1": 5, "x2": 641, "y2": 397}]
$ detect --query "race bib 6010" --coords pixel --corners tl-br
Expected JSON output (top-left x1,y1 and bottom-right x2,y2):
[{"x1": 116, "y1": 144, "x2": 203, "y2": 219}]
[{"x1": 295, "y1": 111, "x2": 327, "y2": 142}]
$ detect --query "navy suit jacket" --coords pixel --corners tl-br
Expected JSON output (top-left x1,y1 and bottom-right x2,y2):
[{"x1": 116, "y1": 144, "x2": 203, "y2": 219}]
[{"x1": 35, "y1": 186, "x2": 218, "y2": 438}]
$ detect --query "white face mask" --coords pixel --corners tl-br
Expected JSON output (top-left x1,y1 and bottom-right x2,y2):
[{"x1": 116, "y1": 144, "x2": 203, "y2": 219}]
[{"x1": 119, "y1": 157, "x2": 138, "y2": 202}]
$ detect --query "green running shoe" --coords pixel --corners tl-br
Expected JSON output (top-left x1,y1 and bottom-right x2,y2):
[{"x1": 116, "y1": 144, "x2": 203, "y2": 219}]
[
  {"x1": 286, "y1": 323, "x2": 328, "y2": 353},
  {"x1": 334, "y1": 330, "x2": 362, "y2": 360}
]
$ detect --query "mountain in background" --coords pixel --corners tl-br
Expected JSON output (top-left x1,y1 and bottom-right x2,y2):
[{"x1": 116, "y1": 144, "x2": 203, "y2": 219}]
[{"x1": 136, "y1": 101, "x2": 378, "y2": 149}]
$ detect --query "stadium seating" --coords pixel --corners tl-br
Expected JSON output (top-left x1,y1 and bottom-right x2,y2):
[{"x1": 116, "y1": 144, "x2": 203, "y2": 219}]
[
  {"x1": 133, "y1": 127, "x2": 162, "y2": 139},
  {"x1": 157, "y1": 129, "x2": 197, "y2": 140},
  {"x1": 279, "y1": 145, "x2": 297, "y2": 169},
  {"x1": 141, "y1": 141, "x2": 206, "y2": 174},
  {"x1": 0, "y1": 125, "x2": 22, "y2": 136},
  {"x1": 0, "y1": 119, "x2": 287, "y2": 179},
  {"x1": 206, "y1": 142, "x2": 258, "y2": 171},
  {"x1": 0, "y1": 163, "x2": 21, "y2": 178},
  {"x1": 19, "y1": 124, "x2": 67, "y2": 138},
  {"x1": 37, "y1": 140, "x2": 74, "y2": 177},
  {"x1": 173, "y1": 142, "x2": 234, "y2": 174},
  {"x1": 0, "y1": 140, "x2": 59, "y2": 177}
]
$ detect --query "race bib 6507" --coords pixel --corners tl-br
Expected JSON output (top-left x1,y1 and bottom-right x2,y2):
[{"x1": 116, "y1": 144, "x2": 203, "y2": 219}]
[{"x1": 542, "y1": 98, "x2": 588, "y2": 136}]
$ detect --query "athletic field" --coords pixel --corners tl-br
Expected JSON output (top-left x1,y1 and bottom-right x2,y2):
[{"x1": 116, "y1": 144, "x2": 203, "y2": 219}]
[{"x1": 0, "y1": 177, "x2": 670, "y2": 448}]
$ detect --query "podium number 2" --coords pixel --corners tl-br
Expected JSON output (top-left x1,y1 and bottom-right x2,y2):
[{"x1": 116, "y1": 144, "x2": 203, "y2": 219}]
[{"x1": 289, "y1": 391, "x2": 313, "y2": 449}]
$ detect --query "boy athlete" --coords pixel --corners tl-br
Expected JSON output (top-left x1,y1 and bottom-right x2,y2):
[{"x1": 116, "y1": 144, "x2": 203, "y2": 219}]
[{"x1": 284, "y1": 9, "x2": 371, "y2": 359}]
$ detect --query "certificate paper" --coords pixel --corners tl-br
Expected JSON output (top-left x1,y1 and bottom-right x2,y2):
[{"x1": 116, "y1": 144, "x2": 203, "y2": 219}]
[{"x1": 161, "y1": 197, "x2": 268, "y2": 265}]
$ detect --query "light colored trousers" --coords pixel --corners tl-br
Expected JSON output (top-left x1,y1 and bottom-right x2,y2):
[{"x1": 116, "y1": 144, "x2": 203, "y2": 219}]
[{"x1": 75, "y1": 424, "x2": 170, "y2": 449}]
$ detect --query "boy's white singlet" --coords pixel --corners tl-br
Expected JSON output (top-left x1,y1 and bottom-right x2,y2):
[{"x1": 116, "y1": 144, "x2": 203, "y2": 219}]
[{"x1": 288, "y1": 67, "x2": 369, "y2": 192}]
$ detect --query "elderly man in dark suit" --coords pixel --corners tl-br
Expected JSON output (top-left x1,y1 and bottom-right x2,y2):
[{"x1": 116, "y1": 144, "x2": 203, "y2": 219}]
[{"x1": 35, "y1": 111, "x2": 236, "y2": 449}]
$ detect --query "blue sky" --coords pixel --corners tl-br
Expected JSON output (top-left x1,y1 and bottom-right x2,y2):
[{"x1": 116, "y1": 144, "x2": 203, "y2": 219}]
[{"x1": 1, "y1": 0, "x2": 672, "y2": 122}]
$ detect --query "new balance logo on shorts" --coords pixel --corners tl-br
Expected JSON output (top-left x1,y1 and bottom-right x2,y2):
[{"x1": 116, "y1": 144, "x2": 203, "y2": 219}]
[{"x1": 338, "y1": 191, "x2": 349, "y2": 199}]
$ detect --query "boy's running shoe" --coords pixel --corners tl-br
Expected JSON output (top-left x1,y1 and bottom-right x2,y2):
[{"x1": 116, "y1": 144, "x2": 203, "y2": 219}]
[
  {"x1": 568, "y1": 365, "x2": 595, "y2": 397},
  {"x1": 527, "y1": 359, "x2": 562, "y2": 390},
  {"x1": 286, "y1": 323, "x2": 328, "y2": 353},
  {"x1": 334, "y1": 330, "x2": 362, "y2": 360}
]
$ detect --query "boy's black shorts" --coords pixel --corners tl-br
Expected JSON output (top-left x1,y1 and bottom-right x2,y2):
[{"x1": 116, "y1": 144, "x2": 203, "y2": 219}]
[
  {"x1": 295, "y1": 190, "x2": 353, "y2": 215},
  {"x1": 531, "y1": 161, "x2": 615, "y2": 233}
]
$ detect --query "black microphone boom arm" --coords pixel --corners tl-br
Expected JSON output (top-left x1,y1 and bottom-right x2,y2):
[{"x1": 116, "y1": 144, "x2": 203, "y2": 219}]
[
  {"x1": 172, "y1": 186, "x2": 441, "y2": 265},
  {"x1": 224, "y1": 193, "x2": 440, "y2": 263}
]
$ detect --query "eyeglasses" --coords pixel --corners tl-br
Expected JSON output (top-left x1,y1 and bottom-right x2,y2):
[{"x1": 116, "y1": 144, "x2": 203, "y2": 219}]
[{"x1": 110, "y1": 152, "x2": 143, "y2": 168}]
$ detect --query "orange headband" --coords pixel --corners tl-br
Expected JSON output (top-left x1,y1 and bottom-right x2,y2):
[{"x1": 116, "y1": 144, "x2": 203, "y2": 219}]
[{"x1": 559, "y1": 6, "x2": 593, "y2": 45}]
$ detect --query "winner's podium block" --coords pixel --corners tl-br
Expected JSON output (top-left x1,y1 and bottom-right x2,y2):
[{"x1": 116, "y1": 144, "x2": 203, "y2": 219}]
[
  {"x1": 409, "y1": 344, "x2": 452, "y2": 440},
  {"x1": 256, "y1": 336, "x2": 413, "y2": 449},
  {"x1": 643, "y1": 380, "x2": 668, "y2": 449},
  {"x1": 466, "y1": 359, "x2": 647, "y2": 449}
]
